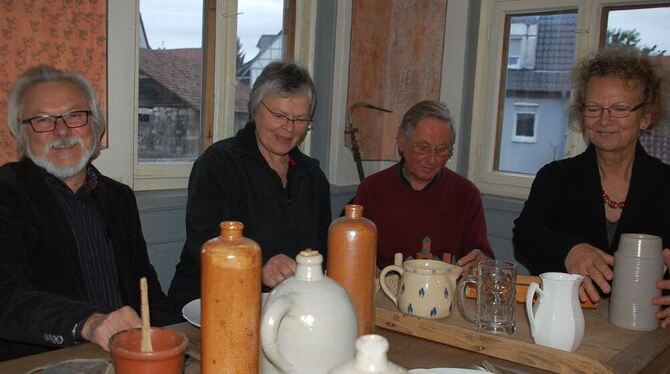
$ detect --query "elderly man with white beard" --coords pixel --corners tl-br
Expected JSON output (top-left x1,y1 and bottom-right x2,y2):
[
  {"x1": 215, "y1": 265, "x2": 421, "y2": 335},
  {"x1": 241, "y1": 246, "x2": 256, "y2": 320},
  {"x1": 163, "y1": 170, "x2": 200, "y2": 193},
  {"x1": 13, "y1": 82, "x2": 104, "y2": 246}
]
[{"x1": 0, "y1": 65, "x2": 179, "y2": 361}]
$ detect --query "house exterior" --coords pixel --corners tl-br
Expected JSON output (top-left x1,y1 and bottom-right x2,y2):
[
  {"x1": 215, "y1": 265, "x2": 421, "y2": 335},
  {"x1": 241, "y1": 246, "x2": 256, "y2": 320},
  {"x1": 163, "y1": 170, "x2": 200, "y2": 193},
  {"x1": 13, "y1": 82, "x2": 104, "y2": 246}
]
[
  {"x1": 137, "y1": 18, "x2": 257, "y2": 159},
  {"x1": 498, "y1": 16, "x2": 670, "y2": 174},
  {"x1": 138, "y1": 48, "x2": 202, "y2": 161},
  {"x1": 237, "y1": 31, "x2": 283, "y2": 87},
  {"x1": 498, "y1": 14, "x2": 576, "y2": 174}
]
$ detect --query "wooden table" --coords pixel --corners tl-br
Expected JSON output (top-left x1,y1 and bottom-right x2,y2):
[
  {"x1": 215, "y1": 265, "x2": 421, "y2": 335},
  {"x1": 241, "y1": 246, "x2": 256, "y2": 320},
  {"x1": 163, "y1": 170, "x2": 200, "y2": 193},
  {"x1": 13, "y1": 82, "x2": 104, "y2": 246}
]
[
  {"x1": 2, "y1": 299, "x2": 669, "y2": 373},
  {"x1": 1, "y1": 321, "x2": 668, "y2": 374},
  {"x1": 0, "y1": 323, "x2": 543, "y2": 373},
  {"x1": 375, "y1": 293, "x2": 670, "y2": 374}
]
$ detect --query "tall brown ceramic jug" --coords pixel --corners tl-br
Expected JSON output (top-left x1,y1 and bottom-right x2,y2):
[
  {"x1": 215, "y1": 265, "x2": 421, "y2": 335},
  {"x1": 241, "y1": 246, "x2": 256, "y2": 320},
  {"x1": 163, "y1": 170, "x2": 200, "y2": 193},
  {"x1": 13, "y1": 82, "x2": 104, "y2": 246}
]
[
  {"x1": 327, "y1": 204, "x2": 377, "y2": 335},
  {"x1": 201, "y1": 221, "x2": 261, "y2": 374}
]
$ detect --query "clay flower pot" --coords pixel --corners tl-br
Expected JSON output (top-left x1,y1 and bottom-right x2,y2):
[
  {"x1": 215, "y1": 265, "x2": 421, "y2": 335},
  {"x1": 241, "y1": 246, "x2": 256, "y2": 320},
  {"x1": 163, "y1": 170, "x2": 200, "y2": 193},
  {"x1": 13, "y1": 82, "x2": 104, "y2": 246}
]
[{"x1": 109, "y1": 327, "x2": 188, "y2": 374}]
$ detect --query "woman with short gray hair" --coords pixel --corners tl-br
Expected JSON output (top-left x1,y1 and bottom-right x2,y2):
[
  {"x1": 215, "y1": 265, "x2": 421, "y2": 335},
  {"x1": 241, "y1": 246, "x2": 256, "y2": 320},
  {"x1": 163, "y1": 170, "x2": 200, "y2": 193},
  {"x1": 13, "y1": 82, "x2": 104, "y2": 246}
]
[{"x1": 169, "y1": 62, "x2": 331, "y2": 310}]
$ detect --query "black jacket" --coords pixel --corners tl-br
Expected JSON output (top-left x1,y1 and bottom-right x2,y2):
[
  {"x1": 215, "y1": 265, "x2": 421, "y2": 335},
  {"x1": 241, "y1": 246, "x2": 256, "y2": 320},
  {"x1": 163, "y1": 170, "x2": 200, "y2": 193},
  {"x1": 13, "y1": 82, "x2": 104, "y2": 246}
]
[
  {"x1": 513, "y1": 142, "x2": 670, "y2": 275},
  {"x1": 168, "y1": 122, "x2": 331, "y2": 310},
  {"x1": 0, "y1": 158, "x2": 179, "y2": 361}
]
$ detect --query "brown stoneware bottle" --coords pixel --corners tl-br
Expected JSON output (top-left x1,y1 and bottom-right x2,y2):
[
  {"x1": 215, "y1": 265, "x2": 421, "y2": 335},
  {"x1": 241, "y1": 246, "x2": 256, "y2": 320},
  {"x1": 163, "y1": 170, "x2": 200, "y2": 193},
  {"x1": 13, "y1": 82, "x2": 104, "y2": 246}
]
[
  {"x1": 201, "y1": 221, "x2": 261, "y2": 374},
  {"x1": 327, "y1": 204, "x2": 378, "y2": 335}
]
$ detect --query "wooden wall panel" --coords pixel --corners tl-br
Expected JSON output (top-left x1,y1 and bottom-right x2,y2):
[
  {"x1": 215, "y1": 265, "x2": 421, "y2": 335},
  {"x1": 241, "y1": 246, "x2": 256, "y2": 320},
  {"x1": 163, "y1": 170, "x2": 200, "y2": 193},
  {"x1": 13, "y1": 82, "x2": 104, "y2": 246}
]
[
  {"x1": 347, "y1": 0, "x2": 447, "y2": 161},
  {"x1": 0, "y1": 0, "x2": 107, "y2": 166}
]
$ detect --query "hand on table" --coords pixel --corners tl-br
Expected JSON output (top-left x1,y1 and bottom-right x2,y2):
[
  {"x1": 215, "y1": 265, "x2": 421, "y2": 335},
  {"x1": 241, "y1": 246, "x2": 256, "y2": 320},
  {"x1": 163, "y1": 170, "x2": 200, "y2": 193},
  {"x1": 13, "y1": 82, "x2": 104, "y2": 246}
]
[
  {"x1": 81, "y1": 306, "x2": 141, "y2": 351},
  {"x1": 456, "y1": 249, "x2": 491, "y2": 275},
  {"x1": 263, "y1": 254, "x2": 297, "y2": 288},
  {"x1": 652, "y1": 248, "x2": 670, "y2": 328},
  {"x1": 565, "y1": 243, "x2": 614, "y2": 303}
]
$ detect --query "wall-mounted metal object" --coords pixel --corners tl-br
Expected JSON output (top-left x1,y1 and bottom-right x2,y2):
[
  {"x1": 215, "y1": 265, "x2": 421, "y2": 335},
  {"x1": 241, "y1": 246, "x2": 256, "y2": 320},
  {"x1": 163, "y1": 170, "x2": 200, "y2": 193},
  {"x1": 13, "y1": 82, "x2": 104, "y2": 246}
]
[{"x1": 345, "y1": 103, "x2": 393, "y2": 182}]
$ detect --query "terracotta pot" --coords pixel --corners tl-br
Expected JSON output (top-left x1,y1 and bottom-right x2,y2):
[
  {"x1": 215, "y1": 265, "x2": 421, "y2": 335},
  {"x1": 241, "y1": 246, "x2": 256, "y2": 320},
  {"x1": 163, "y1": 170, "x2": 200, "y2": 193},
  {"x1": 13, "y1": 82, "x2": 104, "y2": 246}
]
[
  {"x1": 327, "y1": 204, "x2": 377, "y2": 335},
  {"x1": 109, "y1": 327, "x2": 188, "y2": 374},
  {"x1": 201, "y1": 221, "x2": 262, "y2": 373}
]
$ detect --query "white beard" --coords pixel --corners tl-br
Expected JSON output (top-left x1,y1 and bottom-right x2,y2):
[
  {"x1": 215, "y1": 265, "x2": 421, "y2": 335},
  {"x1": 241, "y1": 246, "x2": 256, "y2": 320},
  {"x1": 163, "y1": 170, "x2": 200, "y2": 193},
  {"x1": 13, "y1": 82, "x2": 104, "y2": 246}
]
[{"x1": 25, "y1": 136, "x2": 95, "y2": 178}]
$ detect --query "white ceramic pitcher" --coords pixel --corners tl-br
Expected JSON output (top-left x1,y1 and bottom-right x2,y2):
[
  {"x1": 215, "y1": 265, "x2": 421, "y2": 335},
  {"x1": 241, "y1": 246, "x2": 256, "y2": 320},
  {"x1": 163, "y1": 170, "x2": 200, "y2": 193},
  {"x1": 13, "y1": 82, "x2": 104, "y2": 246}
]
[
  {"x1": 525, "y1": 272, "x2": 584, "y2": 352},
  {"x1": 260, "y1": 250, "x2": 358, "y2": 374}
]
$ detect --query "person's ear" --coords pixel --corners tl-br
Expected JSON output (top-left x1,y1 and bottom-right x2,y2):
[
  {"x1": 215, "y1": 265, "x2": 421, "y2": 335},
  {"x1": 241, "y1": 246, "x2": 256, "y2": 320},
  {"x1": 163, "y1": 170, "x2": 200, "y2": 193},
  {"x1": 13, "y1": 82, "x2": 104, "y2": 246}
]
[
  {"x1": 639, "y1": 111, "x2": 653, "y2": 131},
  {"x1": 397, "y1": 129, "x2": 407, "y2": 154}
]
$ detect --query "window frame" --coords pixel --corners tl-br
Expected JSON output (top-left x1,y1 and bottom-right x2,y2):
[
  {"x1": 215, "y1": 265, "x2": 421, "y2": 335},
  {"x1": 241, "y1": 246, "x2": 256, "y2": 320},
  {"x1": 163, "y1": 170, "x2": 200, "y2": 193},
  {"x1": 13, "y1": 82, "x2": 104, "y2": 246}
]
[
  {"x1": 97, "y1": 0, "x2": 316, "y2": 190},
  {"x1": 467, "y1": 0, "x2": 670, "y2": 200}
]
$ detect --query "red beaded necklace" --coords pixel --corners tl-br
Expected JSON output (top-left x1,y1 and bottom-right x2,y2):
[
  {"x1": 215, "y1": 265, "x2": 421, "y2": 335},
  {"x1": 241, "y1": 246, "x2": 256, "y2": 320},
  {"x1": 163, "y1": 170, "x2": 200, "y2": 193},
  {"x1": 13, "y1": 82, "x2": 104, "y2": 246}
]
[{"x1": 602, "y1": 190, "x2": 625, "y2": 209}]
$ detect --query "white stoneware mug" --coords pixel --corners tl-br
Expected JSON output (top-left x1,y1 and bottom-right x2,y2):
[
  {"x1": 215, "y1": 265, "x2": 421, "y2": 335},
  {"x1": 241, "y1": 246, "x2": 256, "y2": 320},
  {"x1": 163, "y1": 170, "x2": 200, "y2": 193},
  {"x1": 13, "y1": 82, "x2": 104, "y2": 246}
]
[
  {"x1": 609, "y1": 233, "x2": 665, "y2": 331},
  {"x1": 379, "y1": 259, "x2": 462, "y2": 319}
]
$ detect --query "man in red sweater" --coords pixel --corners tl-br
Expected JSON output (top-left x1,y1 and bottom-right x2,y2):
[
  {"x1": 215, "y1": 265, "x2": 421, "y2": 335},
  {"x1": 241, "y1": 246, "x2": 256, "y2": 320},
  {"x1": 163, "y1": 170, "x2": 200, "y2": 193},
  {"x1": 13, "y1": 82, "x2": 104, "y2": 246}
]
[{"x1": 353, "y1": 100, "x2": 493, "y2": 272}]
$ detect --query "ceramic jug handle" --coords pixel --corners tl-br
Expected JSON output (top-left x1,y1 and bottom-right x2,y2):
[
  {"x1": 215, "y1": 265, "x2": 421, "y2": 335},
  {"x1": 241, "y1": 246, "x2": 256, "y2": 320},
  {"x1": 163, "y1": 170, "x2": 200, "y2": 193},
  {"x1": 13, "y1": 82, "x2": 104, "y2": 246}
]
[
  {"x1": 379, "y1": 265, "x2": 403, "y2": 306},
  {"x1": 525, "y1": 282, "x2": 542, "y2": 338},
  {"x1": 260, "y1": 297, "x2": 294, "y2": 372},
  {"x1": 456, "y1": 275, "x2": 479, "y2": 323}
]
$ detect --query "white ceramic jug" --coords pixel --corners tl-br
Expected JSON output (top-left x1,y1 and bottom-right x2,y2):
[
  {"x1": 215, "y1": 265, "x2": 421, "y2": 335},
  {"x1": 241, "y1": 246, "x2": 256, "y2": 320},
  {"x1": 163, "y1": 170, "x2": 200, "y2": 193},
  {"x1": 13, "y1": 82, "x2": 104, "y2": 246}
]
[
  {"x1": 328, "y1": 334, "x2": 407, "y2": 374},
  {"x1": 261, "y1": 250, "x2": 358, "y2": 374},
  {"x1": 525, "y1": 272, "x2": 585, "y2": 352}
]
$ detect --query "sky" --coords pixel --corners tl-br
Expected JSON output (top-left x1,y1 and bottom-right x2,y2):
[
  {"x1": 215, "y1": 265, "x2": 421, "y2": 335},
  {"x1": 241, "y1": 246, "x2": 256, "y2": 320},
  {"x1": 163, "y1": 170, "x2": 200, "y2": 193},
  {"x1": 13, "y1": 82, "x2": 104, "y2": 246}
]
[
  {"x1": 139, "y1": 0, "x2": 283, "y2": 63},
  {"x1": 607, "y1": 7, "x2": 670, "y2": 52},
  {"x1": 139, "y1": 2, "x2": 670, "y2": 60}
]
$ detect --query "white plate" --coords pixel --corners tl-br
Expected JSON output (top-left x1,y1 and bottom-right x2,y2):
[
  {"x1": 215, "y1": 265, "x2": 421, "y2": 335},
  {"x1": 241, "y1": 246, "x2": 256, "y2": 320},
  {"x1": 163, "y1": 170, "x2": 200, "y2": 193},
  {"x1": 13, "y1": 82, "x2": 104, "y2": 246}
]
[
  {"x1": 409, "y1": 369, "x2": 486, "y2": 374},
  {"x1": 182, "y1": 298, "x2": 201, "y2": 327},
  {"x1": 182, "y1": 293, "x2": 269, "y2": 328}
]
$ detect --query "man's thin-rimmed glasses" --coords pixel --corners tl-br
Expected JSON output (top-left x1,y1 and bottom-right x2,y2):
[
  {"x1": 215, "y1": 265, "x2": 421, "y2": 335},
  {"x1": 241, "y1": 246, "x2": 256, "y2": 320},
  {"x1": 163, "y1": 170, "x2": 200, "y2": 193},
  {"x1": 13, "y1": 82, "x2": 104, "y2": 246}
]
[
  {"x1": 260, "y1": 100, "x2": 313, "y2": 129},
  {"x1": 411, "y1": 142, "x2": 453, "y2": 158},
  {"x1": 581, "y1": 102, "x2": 645, "y2": 118},
  {"x1": 21, "y1": 110, "x2": 92, "y2": 133}
]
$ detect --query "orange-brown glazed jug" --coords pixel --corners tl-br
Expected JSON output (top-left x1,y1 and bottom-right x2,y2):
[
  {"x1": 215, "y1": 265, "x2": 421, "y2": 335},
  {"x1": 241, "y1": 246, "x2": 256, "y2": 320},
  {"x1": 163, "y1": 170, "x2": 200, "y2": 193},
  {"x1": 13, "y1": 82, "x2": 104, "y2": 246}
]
[
  {"x1": 201, "y1": 221, "x2": 261, "y2": 374},
  {"x1": 327, "y1": 204, "x2": 377, "y2": 335}
]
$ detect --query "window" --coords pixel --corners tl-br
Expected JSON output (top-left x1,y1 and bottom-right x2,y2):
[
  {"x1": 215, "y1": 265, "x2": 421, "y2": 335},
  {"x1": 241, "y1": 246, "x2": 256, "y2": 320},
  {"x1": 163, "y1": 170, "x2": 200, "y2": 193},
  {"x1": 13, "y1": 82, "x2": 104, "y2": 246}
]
[
  {"x1": 603, "y1": 4, "x2": 670, "y2": 165},
  {"x1": 234, "y1": 0, "x2": 287, "y2": 133},
  {"x1": 512, "y1": 103, "x2": 538, "y2": 142},
  {"x1": 507, "y1": 20, "x2": 538, "y2": 70},
  {"x1": 98, "y1": 1, "x2": 315, "y2": 190},
  {"x1": 507, "y1": 37, "x2": 522, "y2": 67},
  {"x1": 470, "y1": 0, "x2": 670, "y2": 198}
]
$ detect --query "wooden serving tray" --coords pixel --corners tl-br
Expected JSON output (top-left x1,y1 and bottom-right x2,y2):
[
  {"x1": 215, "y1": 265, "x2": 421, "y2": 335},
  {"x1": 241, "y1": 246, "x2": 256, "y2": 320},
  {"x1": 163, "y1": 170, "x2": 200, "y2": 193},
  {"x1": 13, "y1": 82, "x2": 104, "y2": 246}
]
[{"x1": 374, "y1": 290, "x2": 670, "y2": 373}]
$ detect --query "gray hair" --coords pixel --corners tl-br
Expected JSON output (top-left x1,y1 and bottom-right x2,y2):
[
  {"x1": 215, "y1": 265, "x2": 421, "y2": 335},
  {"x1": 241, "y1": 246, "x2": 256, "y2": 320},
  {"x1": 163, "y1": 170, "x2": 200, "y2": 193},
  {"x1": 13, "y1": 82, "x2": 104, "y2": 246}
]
[
  {"x1": 7, "y1": 65, "x2": 106, "y2": 158},
  {"x1": 399, "y1": 100, "x2": 456, "y2": 145},
  {"x1": 248, "y1": 61, "x2": 316, "y2": 121}
]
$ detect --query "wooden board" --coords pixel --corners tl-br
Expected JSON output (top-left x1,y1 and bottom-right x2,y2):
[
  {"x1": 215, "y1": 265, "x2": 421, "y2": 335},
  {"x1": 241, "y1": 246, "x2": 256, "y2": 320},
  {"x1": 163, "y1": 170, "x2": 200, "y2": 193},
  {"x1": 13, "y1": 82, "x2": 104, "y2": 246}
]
[{"x1": 375, "y1": 291, "x2": 670, "y2": 373}]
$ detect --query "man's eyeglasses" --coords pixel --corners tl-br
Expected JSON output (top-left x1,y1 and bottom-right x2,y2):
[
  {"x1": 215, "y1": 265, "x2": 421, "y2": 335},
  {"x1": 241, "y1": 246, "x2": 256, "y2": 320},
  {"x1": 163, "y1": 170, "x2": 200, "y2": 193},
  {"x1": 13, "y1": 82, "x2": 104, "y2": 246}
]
[
  {"x1": 581, "y1": 102, "x2": 645, "y2": 118},
  {"x1": 411, "y1": 142, "x2": 453, "y2": 158},
  {"x1": 21, "y1": 110, "x2": 92, "y2": 133},
  {"x1": 260, "y1": 100, "x2": 313, "y2": 129}
]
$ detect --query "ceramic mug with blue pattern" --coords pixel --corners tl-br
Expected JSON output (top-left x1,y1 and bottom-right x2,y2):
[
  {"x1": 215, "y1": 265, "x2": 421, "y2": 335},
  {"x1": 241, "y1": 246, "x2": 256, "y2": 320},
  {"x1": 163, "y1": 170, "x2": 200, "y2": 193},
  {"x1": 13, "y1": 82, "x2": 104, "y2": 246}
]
[{"x1": 379, "y1": 259, "x2": 462, "y2": 319}]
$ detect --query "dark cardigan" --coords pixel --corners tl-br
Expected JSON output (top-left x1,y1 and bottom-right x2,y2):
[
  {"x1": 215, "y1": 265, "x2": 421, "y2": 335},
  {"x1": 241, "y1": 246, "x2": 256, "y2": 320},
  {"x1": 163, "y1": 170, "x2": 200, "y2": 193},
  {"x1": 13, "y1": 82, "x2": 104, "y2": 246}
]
[
  {"x1": 513, "y1": 142, "x2": 670, "y2": 275},
  {"x1": 0, "y1": 158, "x2": 179, "y2": 361},
  {"x1": 168, "y1": 122, "x2": 331, "y2": 310}
]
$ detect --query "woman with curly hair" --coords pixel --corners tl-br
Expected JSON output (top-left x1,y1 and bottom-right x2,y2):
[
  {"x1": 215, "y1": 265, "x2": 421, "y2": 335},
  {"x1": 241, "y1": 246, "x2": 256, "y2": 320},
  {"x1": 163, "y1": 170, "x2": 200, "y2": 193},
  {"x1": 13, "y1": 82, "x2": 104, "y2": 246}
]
[{"x1": 513, "y1": 47, "x2": 670, "y2": 327}]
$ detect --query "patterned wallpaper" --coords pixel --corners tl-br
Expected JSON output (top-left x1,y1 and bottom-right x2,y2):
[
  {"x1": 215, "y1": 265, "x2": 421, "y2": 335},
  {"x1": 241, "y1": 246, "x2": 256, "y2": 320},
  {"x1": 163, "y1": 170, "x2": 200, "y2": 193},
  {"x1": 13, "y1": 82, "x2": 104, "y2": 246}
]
[
  {"x1": 347, "y1": 0, "x2": 447, "y2": 161},
  {"x1": 0, "y1": 0, "x2": 107, "y2": 166}
]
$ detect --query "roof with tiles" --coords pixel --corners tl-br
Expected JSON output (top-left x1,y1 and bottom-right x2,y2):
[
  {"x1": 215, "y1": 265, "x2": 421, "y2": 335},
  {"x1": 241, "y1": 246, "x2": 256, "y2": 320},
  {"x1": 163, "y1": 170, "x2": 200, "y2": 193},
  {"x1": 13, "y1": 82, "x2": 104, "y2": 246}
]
[
  {"x1": 139, "y1": 47, "x2": 251, "y2": 114},
  {"x1": 505, "y1": 13, "x2": 577, "y2": 93},
  {"x1": 139, "y1": 48, "x2": 202, "y2": 109}
]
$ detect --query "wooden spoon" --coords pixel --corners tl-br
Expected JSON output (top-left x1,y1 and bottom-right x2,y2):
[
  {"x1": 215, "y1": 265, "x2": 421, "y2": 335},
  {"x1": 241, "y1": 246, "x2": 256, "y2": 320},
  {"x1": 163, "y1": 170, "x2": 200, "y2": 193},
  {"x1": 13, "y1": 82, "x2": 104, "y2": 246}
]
[{"x1": 140, "y1": 277, "x2": 153, "y2": 352}]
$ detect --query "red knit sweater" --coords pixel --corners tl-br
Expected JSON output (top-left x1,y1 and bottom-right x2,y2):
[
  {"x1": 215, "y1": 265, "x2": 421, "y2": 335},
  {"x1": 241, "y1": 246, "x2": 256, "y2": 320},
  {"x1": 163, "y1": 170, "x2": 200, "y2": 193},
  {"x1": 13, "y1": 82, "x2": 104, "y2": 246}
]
[{"x1": 354, "y1": 164, "x2": 493, "y2": 268}]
